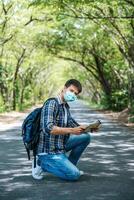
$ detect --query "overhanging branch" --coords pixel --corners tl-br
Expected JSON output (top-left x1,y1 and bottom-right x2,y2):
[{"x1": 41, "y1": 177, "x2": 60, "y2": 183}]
[
  {"x1": 57, "y1": 55, "x2": 99, "y2": 81},
  {"x1": 60, "y1": 13, "x2": 134, "y2": 20}
]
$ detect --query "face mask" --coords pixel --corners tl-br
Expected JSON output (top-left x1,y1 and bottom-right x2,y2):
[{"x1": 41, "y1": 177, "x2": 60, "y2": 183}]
[{"x1": 64, "y1": 91, "x2": 77, "y2": 102}]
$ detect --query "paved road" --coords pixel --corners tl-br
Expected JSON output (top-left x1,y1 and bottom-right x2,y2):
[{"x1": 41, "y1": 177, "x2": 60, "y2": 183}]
[{"x1": 0, "y1": 100, "x2": 134, "y2": 200}]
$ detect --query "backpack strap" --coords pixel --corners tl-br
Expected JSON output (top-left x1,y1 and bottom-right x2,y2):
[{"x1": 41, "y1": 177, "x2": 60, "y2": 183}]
[
  {"x1": 24, "y1": 143, "x2": 30, "y2": 160},
  {"x1": 42, "y1": 97, "x2": 59, "y2": 108},
  {"x1": 42, "y1": 97, "x2": 59, "y2": 127},
  {"x1": 33, "y1": 149, "x2": 37, "y2": 168}
]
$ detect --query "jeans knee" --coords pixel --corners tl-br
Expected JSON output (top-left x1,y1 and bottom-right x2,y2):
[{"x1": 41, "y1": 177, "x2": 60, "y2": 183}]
[
  {"x1": 83, "y1": 133, "x2": 91, "y2": 144},
  {"x1": 87, "y1": 134, "x2": 91, "y2": 143},
  {"x1": 65, "y1": 169, "x2": 80, "y2": 181},
  {"x1": 72, "y1": 170, "x2": 80, "y2": 181}
]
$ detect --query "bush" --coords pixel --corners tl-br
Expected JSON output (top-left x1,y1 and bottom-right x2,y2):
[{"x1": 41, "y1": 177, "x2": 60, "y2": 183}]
[{"x1": 101, "y1": 90, "x2": 128, "y2": 111}]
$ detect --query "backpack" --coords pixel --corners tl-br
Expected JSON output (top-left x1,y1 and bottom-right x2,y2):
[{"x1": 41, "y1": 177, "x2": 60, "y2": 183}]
[{"x1": 22, "y1": 98, "x2": 58, "y2": 166}]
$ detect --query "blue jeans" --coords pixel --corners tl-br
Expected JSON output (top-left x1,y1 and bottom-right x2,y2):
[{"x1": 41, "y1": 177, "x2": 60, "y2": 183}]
[{"x1": 38, "y1": 133, "x2": 91, "y2": 181}]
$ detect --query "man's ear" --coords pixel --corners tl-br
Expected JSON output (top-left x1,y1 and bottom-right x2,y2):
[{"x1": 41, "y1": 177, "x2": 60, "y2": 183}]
[{"x1": 62, "y1": 86, "x2": 66, "y2": 93}]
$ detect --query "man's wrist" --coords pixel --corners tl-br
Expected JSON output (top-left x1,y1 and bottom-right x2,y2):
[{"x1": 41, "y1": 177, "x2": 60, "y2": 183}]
[
  {"x1": 66, "y1": 127, "x2": 74, "y2": 134},
  {"x1": 51, "y1": 126, "x2": 74, "y2": 135}
]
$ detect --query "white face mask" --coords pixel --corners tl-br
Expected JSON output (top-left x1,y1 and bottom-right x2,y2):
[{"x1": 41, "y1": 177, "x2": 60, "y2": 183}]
[{"x1": 64, "y1": 91, "x2": 77, "y2": 102}]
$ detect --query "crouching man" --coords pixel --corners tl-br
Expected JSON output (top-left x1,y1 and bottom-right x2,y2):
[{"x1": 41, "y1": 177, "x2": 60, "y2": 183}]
[{"x1": 32, "y1": 79, "x2": 96, "y2": 181}]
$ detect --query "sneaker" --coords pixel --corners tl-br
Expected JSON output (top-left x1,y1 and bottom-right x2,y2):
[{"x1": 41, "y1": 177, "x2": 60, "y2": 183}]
[
  {"x1": 32, "y1": 157, "x2": 44, "y2": 180},
  {"x1": 80, "y1": 170, "x2": 84, "y2": 176}
]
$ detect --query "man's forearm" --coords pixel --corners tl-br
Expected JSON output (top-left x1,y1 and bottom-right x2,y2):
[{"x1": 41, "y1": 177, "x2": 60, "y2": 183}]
[{"x1": 50, "y1": 126, "x2": 73, "y2": 135}]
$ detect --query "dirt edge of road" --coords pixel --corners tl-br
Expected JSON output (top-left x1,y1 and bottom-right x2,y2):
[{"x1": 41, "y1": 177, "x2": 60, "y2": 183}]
[{"x1": 97, "y1": 109, "x2": 134, "y2": 128}]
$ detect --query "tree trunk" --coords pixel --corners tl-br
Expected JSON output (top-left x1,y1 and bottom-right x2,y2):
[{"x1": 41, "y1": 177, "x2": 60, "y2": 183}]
[
  {"x1": 93, "y1": 54, "x2": 112, "y2": 96},
  {"x1": 12, "y1": 48, "x2": 26, "y2": 110},
  {"x1": 128, "y1": 66, "x2": 134, "y2": 111},
  {"x1": 20, "y1": 87, "x2": 25, "y2": 105}
]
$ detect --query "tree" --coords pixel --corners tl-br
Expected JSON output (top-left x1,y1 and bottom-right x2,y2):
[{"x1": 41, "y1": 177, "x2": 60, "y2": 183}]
[{"x1": 31, "y1": 0, "x2": 132, "y2": 110}]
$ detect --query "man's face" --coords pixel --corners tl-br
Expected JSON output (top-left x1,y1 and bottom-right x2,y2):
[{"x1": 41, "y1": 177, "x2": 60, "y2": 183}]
[
  {"x1": 64, "y1": 84, "x2": 79, "y2": 96},
  {"x1": 62, "y1": 84, "x2": 79, "y2": 102}
]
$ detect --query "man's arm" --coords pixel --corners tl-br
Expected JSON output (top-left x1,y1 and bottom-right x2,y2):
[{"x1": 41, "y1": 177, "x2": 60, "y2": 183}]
[
  {"x1": 51, "y1": 125, "x2": 85, "y2": 135},
  {"x1": 41, "y1": 99, "x2": 58, "y2": 133},
  {"x1": 41, "y1": 99, "x2": 85, "y2": 135}
]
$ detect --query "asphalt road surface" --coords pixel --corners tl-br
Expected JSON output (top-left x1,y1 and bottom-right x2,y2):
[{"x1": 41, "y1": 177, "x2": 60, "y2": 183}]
[{"x1": 0, "y1": 100, "x2": 134, "y2": 200}]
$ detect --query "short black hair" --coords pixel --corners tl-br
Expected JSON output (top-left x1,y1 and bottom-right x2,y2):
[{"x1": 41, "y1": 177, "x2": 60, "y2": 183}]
[{"x1": 64, "y1": 79, "x2": 82, "y2": 93}]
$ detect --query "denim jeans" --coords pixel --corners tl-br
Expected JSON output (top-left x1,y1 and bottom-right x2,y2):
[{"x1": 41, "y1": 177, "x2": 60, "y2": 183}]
[{"x1": 38, "y1": 133, "x2": 91, "y2": 181}]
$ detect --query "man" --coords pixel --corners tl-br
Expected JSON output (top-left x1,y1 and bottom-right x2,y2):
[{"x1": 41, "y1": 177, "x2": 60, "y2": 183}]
[{"x1": 32, "y1": 79, "x2": 96, "y2": 181}]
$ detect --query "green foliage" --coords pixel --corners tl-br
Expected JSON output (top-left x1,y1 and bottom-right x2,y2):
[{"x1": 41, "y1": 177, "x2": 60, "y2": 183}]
[
  {"x1": 0, "y1": 0, "x2": 133, "y2": 113},
  {"x1": 101, "y1": 90, "x2": 128, "y2": 111},
  {"x1": 0, "y1": 96, "x2": 6, "y2": 112}
]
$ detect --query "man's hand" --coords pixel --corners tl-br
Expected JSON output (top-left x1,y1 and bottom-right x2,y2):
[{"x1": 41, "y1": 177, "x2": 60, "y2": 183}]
[
  {"x1": 91, "y1": 127, "x2": 99, "y2": 133},
  {"x1": 80, "y1": 125, "x2": 100, "y2": 133},
  {"x1": 71, "y1": 126, "x2": 86, "y2": 135}
]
